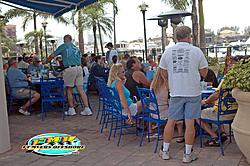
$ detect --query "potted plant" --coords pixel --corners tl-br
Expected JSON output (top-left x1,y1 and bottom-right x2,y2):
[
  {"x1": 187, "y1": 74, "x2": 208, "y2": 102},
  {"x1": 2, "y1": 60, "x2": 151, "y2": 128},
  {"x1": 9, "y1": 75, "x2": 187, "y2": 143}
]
[
  {"x1": 223, "y1": 58, "x2": 250, "y2": 164},
  {"x1": 205, "y1": 54, "x2": 220, "y2": 76}
]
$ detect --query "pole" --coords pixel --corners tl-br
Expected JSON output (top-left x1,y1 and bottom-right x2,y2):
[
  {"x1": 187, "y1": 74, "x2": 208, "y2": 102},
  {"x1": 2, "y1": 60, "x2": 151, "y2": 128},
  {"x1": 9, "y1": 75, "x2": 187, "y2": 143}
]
[
  {"x1": 142, "y1": 10, "x2": 147, "y2": 62},
  {"x1": 44, "y1": 27, "x2": 48, "y2": 60}
]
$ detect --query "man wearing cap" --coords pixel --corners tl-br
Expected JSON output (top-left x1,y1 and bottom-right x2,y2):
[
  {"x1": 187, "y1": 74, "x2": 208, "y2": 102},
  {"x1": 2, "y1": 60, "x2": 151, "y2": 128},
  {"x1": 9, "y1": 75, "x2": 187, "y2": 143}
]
[
  {"x1": 3, "y1": 59, "x2": 8, "y2": 75},
  {"x1": 27, "y1": 56, "x2": 44, "y2": 74},
  {"x1": 7, "y1": 58, "x2": 40, "y2": 116},
  {"x1": 196, "y1": 56, "x2": 241, "y2": 147},
  {"x1": 105, "y1": 42, "x2": 118, "y2": 65},
  {"x1": 43, "y1": 34, "x2": 92, "y2": 116}
]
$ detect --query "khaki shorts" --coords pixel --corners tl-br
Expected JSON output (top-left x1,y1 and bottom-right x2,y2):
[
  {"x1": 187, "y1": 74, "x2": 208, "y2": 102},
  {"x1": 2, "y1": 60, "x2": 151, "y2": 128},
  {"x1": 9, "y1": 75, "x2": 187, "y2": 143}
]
[
  {"x1": 15, "y1": 88, "x2": 37, "y2": 97},
  {"x1": 63, "y1": 66, "x2": 83, "y2": 87},
  {"x1": 201, "y1": 107, "x2": 234, "y2": 121}
]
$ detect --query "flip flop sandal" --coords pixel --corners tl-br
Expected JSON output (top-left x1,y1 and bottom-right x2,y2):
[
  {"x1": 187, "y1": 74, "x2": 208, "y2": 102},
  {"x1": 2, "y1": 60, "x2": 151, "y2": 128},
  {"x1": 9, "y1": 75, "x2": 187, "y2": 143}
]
[
  {"x1": 176, "y1": 138, "x2": 185, "y2": 143},
  {"x1": 146, "y1": 133, "x2": 163, "y2": 139},
  {"x1": 220, "y1": 132, "x2": 228, "y2": 143},
  {"x1": 203, "y1": 139, "x2": 220, "y2": 147}
]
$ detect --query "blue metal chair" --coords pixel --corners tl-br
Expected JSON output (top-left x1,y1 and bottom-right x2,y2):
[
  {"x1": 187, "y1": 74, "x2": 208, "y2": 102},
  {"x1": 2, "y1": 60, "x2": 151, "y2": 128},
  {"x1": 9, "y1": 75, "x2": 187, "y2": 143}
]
[
  {"x1": 94, "y1": 76, "x2": 106, "y2": 123},
  {"x1": 40, "y1": 78, "x2": 68, "y2": 121},
  {"x1": 199, "y1": 88, "x2": 238, "y2": 156},
  {"x1": 102, "y1": 86, "x2": 142, "y2": 146},
  {"x1": 136, "y1": 87, "x2": 168, "y2": 153},
  {"x1": 5, "y1": 75, "x2": 32, "y2": 116},
  {"x1": 217, "y1": 75, "x2": 224, "y2": 85}
]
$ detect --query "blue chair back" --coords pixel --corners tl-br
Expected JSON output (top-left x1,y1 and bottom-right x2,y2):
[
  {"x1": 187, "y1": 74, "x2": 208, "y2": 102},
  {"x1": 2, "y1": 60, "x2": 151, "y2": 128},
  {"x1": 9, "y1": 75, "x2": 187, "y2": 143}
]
[
  {"x1": 136, "y1": 87, "x2": 160, "y2": 117},
  {"x1": 217, "y1": 88, "x2": 238, "y2": 117},
  {"x1": 40, "y1": 78, "x2": 64, "y2": 98}
]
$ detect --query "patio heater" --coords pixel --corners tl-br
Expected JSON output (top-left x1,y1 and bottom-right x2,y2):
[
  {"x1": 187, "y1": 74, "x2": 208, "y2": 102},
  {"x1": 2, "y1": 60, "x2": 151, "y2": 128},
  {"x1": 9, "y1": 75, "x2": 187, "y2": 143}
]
[
  {"x1": 0, "y1": 14, "x2": 11, "y2": 154},
  {"x1": 16, "y1": 41, "x2": 27, "y2": 56},
  {"x1": 42, "y1": 20, "x2": 48, "y2": 59},
  {"x1": 47, "y1": 38, "x2": 58, "y2": 52},
  {"x1": 138, "y1": 2, "x2": 149, "y2": 62},
  {"x1": 158, "y1": 9, "x2": 192, "y2": 43},
  {"x1": 148, "y1": 15, "x2": 168, "y2": 53}
]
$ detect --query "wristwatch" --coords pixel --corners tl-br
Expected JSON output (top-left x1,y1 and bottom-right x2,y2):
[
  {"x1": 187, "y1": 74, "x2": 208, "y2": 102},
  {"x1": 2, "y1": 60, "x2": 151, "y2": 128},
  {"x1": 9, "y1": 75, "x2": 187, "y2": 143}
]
[{"x1": 205, "y1": 99, "x2": 207, "y2": 104}]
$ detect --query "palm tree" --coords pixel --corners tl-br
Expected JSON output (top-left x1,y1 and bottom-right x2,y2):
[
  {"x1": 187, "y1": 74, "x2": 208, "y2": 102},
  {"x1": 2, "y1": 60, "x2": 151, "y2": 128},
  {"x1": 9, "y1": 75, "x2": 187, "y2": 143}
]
[
  {"x1": 71, "y1": 9, "x2": 88, "y2": 54},
  {"x1": 25, "y1": 28, "x2": 53, "y2": 57},
  {"x1": 4, "y1": 8, "x2": 69, "y2": 55},
  {"x1": 161, "y1": 0, "x2": 206, "y2": 49}
]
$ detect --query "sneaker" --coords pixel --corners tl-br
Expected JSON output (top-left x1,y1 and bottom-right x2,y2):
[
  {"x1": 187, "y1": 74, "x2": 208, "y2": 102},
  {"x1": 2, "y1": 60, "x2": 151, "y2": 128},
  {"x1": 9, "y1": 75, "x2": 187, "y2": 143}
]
[
  {"x1": 183, "y1": 150, "x2": 198, "y2": 163},
  {"x1": 65, "y1": 109, "x2": 76, "y2": 116},
  {"x1": 81, "y1": 108, "x2": 92, "y2": 116},
  {"x1": 159, "y1": 145, "x2": 170, "y2": 160},
  {"x1": 152, "y1": 124, "x2": 159, "y2": 130},
  {"x1": 19, "y1": 108, "x2": 30, "y2": 116}
]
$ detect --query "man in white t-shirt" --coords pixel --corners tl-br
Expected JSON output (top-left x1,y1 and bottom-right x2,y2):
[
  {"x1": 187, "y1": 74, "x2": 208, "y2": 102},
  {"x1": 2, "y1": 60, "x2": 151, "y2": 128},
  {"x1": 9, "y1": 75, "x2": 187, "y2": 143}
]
[
  {"x1": 159, "y1": 26, "x2": 208, "y2": 163},
  {"x1": 105, "y1": 42, "x2": 118, "y2": 65}
]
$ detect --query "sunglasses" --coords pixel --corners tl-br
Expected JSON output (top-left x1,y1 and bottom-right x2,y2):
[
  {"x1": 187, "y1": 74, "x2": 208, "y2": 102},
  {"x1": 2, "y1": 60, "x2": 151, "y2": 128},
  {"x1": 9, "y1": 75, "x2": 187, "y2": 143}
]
[{"x1": 36, "y1": 61, "x2": 41, "y2": 62}]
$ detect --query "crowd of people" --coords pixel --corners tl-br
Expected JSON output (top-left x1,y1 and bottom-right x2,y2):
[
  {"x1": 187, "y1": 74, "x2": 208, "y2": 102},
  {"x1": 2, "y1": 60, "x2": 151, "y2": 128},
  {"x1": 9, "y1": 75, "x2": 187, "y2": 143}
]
[{"x1": 2, "y1": 26, "x2": 243, "y2": 163}]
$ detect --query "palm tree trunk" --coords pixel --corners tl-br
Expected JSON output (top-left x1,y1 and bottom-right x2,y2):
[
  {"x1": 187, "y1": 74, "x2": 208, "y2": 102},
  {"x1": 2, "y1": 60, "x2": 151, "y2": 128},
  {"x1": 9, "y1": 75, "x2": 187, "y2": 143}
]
[
  {"x1": 79, "y1": 32, "x2": 84, "y2": 54},
  {"x1": 113, "y1": 0, "x2": 116, "y2": 49},
  {"x1": 198, "y1": 0, "x2": 206, "y2": 54},
  {"x1": 192, "y1": 0, "x2": 198, "y2": 47},
  {"x1": 33, "y1": 11, "x2": 39, "y2": 55},
  {"x1": 97, "y1": 19, "x2": 104, "y2": 56},
  {"x1": 93, "y1": 24, "x2": 98, "y2": 55}
]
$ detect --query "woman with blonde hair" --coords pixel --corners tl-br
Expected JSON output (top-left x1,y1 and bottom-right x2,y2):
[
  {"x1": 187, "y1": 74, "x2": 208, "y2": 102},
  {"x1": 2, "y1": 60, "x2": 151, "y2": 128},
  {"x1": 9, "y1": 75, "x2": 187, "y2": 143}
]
[
  {"x1": 148, "y1": 68, "x2": 184, "y2": 141},
  {"x1": 108, "y1": 63, "x2": 143, "y2": 124}
]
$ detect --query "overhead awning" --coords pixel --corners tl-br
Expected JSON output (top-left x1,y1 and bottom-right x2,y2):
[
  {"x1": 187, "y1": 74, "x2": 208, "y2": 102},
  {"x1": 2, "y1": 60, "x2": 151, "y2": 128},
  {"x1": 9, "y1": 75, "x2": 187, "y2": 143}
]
[{"x1": 1, "y1": 0, "x2": 98, "y2": 18}]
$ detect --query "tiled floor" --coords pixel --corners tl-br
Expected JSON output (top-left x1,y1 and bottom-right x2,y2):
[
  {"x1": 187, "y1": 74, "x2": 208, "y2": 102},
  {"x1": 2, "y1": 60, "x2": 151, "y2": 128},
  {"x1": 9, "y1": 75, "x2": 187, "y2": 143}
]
[{"x1": 0, "y1": 93, "x2": 249, "y2": 166}]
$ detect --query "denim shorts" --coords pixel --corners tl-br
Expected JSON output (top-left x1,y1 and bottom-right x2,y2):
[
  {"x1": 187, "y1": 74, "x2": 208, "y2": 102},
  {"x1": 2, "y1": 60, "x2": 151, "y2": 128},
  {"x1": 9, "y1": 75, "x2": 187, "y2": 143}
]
[{"x1": 169, "y1": 95, "x2": 201, "y2": 120}]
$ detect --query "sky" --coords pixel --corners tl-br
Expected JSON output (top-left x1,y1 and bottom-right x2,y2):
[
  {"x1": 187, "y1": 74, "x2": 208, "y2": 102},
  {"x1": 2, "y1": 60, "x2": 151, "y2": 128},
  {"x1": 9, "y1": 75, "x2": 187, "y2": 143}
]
[{"x1": 0, "y1": 0, "x2": 249, "y2": 43}]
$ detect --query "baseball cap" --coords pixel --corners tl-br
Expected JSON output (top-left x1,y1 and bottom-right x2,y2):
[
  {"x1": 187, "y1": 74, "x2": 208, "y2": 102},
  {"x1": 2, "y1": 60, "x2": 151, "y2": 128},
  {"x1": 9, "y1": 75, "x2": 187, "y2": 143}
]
[{"x1": 3, "y1": 59, "x2": 8, "y2": 65}]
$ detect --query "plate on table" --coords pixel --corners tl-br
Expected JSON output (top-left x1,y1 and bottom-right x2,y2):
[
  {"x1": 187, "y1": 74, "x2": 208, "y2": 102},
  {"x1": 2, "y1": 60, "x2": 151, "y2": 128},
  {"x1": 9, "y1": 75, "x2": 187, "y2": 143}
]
[
  {"x1": 202, "y1": 90, "x2": 215, "y2": 94},
  {"x1": 207, "y1": 86, "x2": 213, "y2": 88}
]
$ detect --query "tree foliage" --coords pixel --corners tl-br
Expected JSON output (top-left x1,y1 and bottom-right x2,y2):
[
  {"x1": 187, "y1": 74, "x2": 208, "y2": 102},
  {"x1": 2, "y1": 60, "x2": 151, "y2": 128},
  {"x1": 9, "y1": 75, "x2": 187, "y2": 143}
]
[
  {"x1": 217, "y1": 26, "x2": 240, "y2": 33},
  {"x1": 243, "y1": 26, "x2": 250, "y2": 38},
  {"x1": 2, "y1": 46, "x2": 9, "y2": 54}
]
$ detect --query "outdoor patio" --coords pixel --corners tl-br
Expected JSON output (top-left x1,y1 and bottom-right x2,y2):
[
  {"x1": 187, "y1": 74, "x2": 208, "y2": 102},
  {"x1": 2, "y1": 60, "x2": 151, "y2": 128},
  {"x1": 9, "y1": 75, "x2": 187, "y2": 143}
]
[{"x1": 0, "y1": 92, "x2": 249, "y2": 166}]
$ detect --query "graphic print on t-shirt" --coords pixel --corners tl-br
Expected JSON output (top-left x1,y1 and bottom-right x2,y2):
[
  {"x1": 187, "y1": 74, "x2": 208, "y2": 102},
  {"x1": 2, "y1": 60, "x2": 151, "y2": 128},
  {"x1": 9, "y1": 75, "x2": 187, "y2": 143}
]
[
  {"x1": 172, "y1": 48, "x2": 190, "y2": 74},
  {"x1": 66, "y1": 45, "x2": 80, "y2": 60}
]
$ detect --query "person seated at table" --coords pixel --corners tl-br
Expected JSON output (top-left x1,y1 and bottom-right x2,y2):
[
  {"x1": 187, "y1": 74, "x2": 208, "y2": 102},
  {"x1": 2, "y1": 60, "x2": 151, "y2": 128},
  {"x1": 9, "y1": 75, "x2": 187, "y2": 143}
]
[
  {"x1": 109, "y1": 55, "x2": 118, "y2": 69},
  {"x1": 108, "y1": 63, "x2": 143, "y2": 124},
  {"x1": 201, "y1": 68, "x2": 219, "y2": 88},
  {"x1": 125, "y1": 56, "x2": 151, "y2": 95},
  {"x1": 73, "y1": 57, "x2": 89, "y2": 93},
  {"x1": 3, "y1": 59, "x2": 8, "y2": 75},
  {"x1": 17, "y1": 57, "x2": 29, "y2": 69},
  {"x1": 28, "y1": 58, "x2": 33, "y2": 65},
  {"x1": 120, "y1": 53, "x2": 130, "y2": 69},
  {"x1": 147, "y1": 68, "x2": 184, "y2": 140},
  {"x1": 138, "y1": 56, "x2": 149, "y2": 72},
  {"x1": 90, "y1": 55, "x2": 104, "y2": 81},
  {"x1": 147, "y1": 55, "x2": 157, "y2": 70},
  {"x1": 195, "y1": 56, "x2": 243, "y2": 147},
  {"x1": 27, "y1": 56, "x2": 44, "y2": 74},
  {"x1": 7, "y1": 58, "x2": 40, "y2": 116}
]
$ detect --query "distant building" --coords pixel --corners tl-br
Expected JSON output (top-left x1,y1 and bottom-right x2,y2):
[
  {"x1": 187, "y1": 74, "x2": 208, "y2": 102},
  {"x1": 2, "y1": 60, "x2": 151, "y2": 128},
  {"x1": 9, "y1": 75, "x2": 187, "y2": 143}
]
[
  {"x1": 152, "y1": 33, "x2": 173, "y2": 47},
  {"x1": 205, "y1": 31, "x2": 213, "y2": 46},
  {"x1": 88, "y1": 34, "x2": 104, "y2": 44},
  {"x1": 6, "y1": 24, "x2": 17, "y2": 39},
  {"x1": 219, "y1": 29, "x2": 245, "y2": 43}
]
